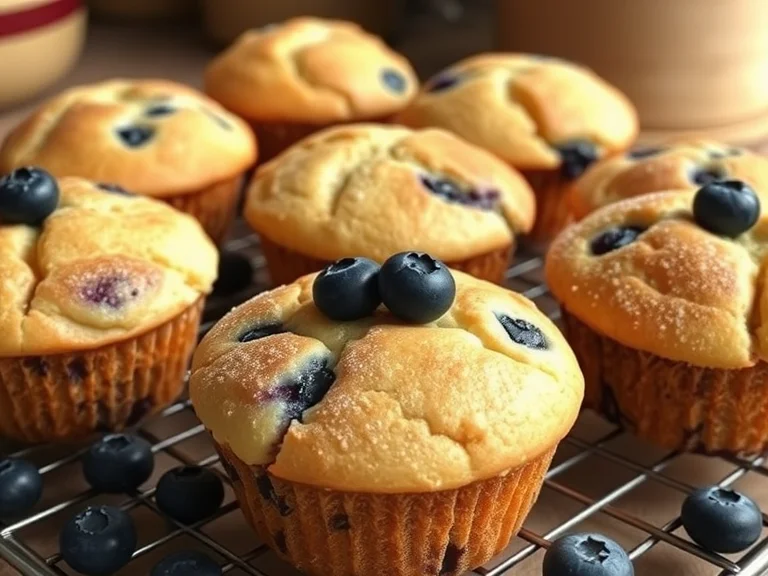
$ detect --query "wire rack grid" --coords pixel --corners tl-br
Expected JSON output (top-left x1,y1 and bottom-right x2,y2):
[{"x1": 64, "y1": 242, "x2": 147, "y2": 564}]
[{"x1": 2, "y1": 221, "x2": 768, "y2": 576}]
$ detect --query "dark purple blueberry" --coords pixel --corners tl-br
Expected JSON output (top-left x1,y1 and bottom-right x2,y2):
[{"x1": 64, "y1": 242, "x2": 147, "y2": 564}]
[
  {"x1": 378, "y1": 252, "x2": 456, "y2": 324},
  {"x1": 155, "y1": 466, "x2": 224, "y2": 524},
  {"x1": 116, "y1": 125, "x2": 155, "y2": 148},
  {"x1": 80, "y1": 275, "x2": 140, "y2": 309},
  {"x1": 543, "y1": 533, "x2": 633, "y2": 576},
  {"x1": 0, "y1": 459, "x2": 42, "y2": 516},
  {"x1": 266, "y1": 357, "x2": 336, "y2": 422},
  {"x1": 590, "y1": 226, "x2": 645, "y2": 256},
  {"x1": 60, "y1": 506, "x2": 137, "y2": 576},
  {"x1": 693, "y1": 180, "x2": 760, "y2": 238},
  {"x1": 690, "y1": 165, "x2": 728, "y2": 186},
  {"x1": 419, "y1": 175, "x2": 499, "y2": 211},
  {"x1": 150, "y1": 550, "x2": 222, "y2": 576},
  {"x1": 238, "y1": 323, "x2": 285, "y2": 343},
  {"x1": 496, "y1": 314, "x2": 548, "y2": 350},
  {"x1": 82, "y1": 434, "x2": 154, "y2": 493},
  {"x1": 555, "y1": 140, "x2": 600, "y2": 180},
  {"x1": 96, "y1": 182, "x2": 133, "y2": 196},
  {"x1": 426, "y1": 72, "x2": 460, "y2": 93},
  {"x1": 627, "y1": 146, "x2": 664, "y2": 160},
  {"x1": 681, "y1": 486, "x2": 762, "y2": 553},
  {"x1": 381, "y1": 68, "x2": 407, "y2": 94},
  {"x1": 0, "y1": 166, "x2": 59, "y2": 225},
  {"x1": 145, "y1": 104, "x2": 176, "y2": 117},
  {"x1": 313, "y1": 257, "x2": 382, "y2": 321},
  {"x1": 213, "y1": 251, "x2": 253, "y2": 296}
]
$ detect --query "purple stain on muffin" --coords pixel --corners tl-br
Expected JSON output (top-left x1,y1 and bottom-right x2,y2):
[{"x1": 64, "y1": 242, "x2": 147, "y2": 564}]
[
  {"x1": 115, "y1": 125, "x2": 155, "y2": 148},
  {"x1": 67, "y1": 357, "x2": 88, "y2": 383},
  {"x1": 426, "y1": 72, "x2": 460, "y2": 93},
  {"x1": 96, "y1": 182, "x2": 134, "y2": 196},
  {"x1": 590, "y1": 226, "x2": 645, "y2": 255},
  {"x1": 201, "y1": 107, "x2": 233, "y2": 131},
  {"x1": 238, "y1": 323, "x2": 285, "y2": 343},
  {"x1": 555, "y1": 140, "x2": 600, "y2": 180},
  {"x1": 627, "y1": 146, "x2": 665, "y2": 160},
  {"x1": 144, "y1": 104, "x2": 176, "y2": 117},
  {"x1": 690, "y1": 166, "x2": 728, "y2": 186},
  {"x1": 381, "y1": 68, "x2": 408, "y2": 94},
  {"x1": 23, "y1": 357, "x2": 48, "y2": 377},
  {"x1": 79, "y1": 274, "x2": 144, "y2": 310},
  {"x1": 419, "y1": 174, "x2": 500, "y2": 211},
  {"x1": 495, "y1": 314, "x2": 548, "y2": 350},
  {"x1": 262, "y1": 358, "x2": 336, "y2": 424}
]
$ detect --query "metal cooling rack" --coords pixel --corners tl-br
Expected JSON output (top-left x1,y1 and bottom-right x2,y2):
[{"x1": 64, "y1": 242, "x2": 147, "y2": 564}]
[{"x1": 2, "y1": 220, "x2": 768, "y2": 576}]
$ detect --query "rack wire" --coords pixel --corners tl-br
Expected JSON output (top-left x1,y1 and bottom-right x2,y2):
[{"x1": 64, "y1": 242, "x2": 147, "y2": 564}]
[{"x1": 2, "y1": 220, "x2": 768, "y2": 576}]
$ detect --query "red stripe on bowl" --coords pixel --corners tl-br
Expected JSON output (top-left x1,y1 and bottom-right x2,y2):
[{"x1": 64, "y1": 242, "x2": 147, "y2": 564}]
[{"x1": 0, "y1": 0, "x2": 81, "y2": 38}]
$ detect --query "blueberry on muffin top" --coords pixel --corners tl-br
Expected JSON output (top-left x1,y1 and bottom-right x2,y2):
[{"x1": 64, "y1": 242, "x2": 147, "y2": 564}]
[
  {"x1": 0, "y1": 170, "x2": 217, "y2": 356},
  {"x1": 244, "y1": 124, "x2": 535, "y2": 263},
  {"x1": 189, "y1": 265, "x2": 583, "y2": 492},
  {"x1": 570, "y1": 140, "x2": 768, "y2": 221},
  {"x1": 0, "y1": 79, "x2": 257, "y2": 197},
  {"x1": 546, "y1": 182, "x2": 768, "y2": 369},
  {"x1": 397, "y1": 53, "x2": 638, "y2": 172},
  {"x1": 204, "y1": 17, "x2": 418, "y2": 124}
]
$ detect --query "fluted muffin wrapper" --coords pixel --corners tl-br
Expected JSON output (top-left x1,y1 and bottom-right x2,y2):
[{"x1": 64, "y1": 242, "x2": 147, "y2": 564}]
[
  {"x1": 0, "y1": 299, "x2": 204, "y2": 443},
  {"x1": 215, "y1": 441, "x2": 554, "y2": 576},
  {"x1": 258, "y1": 237, "x2": 513, "y2": 287},
  {"x1": 165, "y1": 176, "x2": 242, "y2": 245},
  {"x1": 562, "y1": 308, "x2": 768, "y2": 454},
  {"x1": 520, "y1": 169, "x2": 577, "y2": 246}
]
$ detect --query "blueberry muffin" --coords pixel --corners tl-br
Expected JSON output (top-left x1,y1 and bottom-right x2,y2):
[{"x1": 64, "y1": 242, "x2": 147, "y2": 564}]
[
  {"x1": 244, "y1": 124, "x2": 536, "y2": 286},
  {"x1": 0, "y1": 79, "x2": 257, "y2": 244},
  {"x1": 204, "y1": 17, "x2": 418, "y2": 163},
  {"x1": 546, "y1": 180, "x2": 768, "y2": 453},
  {"x1": 0, "y1": 167, "x2": 217, "y2": 442},
  {"x1": 570, "y1": 140, "x2": 768, "y2": 222},
  {"x1": 396, "y1": 54, "x2": 638, "y2": 243},
  {"x1": 190, "y1": 252, "x2": 583, "y2": 576}
]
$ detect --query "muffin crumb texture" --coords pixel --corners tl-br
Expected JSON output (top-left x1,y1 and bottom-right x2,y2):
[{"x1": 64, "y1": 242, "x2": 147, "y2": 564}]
[{"x1": 190, "y1": 271, "x2": 583, "y2": 493}]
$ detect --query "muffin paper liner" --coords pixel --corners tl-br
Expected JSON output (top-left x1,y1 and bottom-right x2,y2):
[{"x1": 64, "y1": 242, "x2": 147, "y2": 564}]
[
  {"x1": 520, "y1": 169, "x2": 576, "y2": 246},
  {"x1": 258, "y1": 237, "x2": 514, "y2": 287},
  {"x1": 0, "y1": 299, "x2": 204, "y2": 443},
  {"x1": 165, "y1": 176, "x2": 242, "y2": 245},
  {"x1": 562, "y1": 309, "x2": 768, "y2": 454},
  {"x1": 215, "y1": 441, "x2": 555, "y2": 576}
]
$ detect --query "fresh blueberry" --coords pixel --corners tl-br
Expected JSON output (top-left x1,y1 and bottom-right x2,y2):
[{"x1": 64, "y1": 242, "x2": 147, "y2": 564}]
[
  {"x1": 60, "y1": 506, "x2": 137, "y2": 576},
  {"x1": 155, "y1": 466, "x2": 224, "y2": 524},
  {"x1": 426, "y1": 72, "x2": 460, "y2": 92},
  {"x1": 378, "y1": 252, "x2": 456, "y2": 324},
  {"x1": 627, "y1": 146, "x2": 664, "y2": 160},
  {"x1": 0, "y1": 166, "x2": 59, "y2": 225},
  {"x1": 555, "y1": 140, "x2": 600, "y2": 180},
  {"x1": 264, "y1": 357, "x2": 336, "y2": 423},
  {"x1": 543, "y1": 533, "x2": 633, "y2": 576},
  {"x1": 591, "y1": 226, "x2": 645, "y2": 255},
  {"x1": 116, "y1": 125, "x2": 155, "y2": 148},
  {"x1": 693, "y1": 180, "x2": 760, "y2": 238},
  {"x1": 213, "y1": 251, "x2": 253, "y2": 296},
  {"x1": 313, "y1": 257, "x2": 382, "y2": 321},
  {"x1": 690, "y1": 166, "x2": 728, "y2": 186},
  {"x1": 82, "y1": 434, "x2": 154, "y2": 493},
  {"x1": 80, "y1": 275, "x2": 141, "y2": 309},
  {"x1": 381, "y1": 68, "x2": 407, "y2": 94},
  {"x1": 96, "y1": 182, "x2": 133, "y2": 196},
  {"x1": 419, "y1": 175, "x2": 500, "y2": 211},
  {"x1": 496, "y1": 314, "x2": 548, "y2": 350},
  {"x1": 145, "y1": 104, "x2": 176, "y2": 117},
  {"x1": 0, "y1": 459, "x2": 42, "y2": 516},
  {"x1": 239, "y1": 323, "x2": 285, "y2": 343},
  {"x1": 681, "y1": 486, "x2": 763, "y2": 553},
  {"x1": 151, "y1": 550, "x2": 222, "y2": 576}
]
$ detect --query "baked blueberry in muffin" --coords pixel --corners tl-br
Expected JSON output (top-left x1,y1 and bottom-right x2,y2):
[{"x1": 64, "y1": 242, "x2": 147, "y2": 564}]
[
  {"x1": 546, "y1": 180, "x2": 768, "y2": 453},
  {"x1": 190, "y1": 254, "x2": 583, "y2": 576},
  {"x1": 245, "y1": 123, "x2": 535, "y2": 286}
]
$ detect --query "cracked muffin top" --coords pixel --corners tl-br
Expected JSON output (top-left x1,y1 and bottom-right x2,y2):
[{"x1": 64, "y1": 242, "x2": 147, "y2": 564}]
[
  {"x1": 244, "y1": 124, "x2": 536, "y2": 262},
  {"x1": 0, "y1": 79, "x2": 257, "y2": 198},
  {"x1": 396, "y1": 53, "x2": 638, "y2": 173},
  {"x1": 546, "y1": 181, "x2": 768, "y2": 370},
  {"x1": 570, "y1": 140, "x2": 768, "y2": 221},
  {"x1": 190, "y1": 266, "x2": 583, "y2": 493},
  {"x1": 0, "y1": 168, "x2": 218, "y2": 356},
  {"x1": 204, "y1": 17, "x2": 418, "y2": 123}
]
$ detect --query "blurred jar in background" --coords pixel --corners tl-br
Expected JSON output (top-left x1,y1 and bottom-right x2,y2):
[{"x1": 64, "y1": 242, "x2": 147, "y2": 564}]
[
  {"x1": 0, "y1": 0, "x2": 86, "y2": 110},
  {"x1": 496, "y1": 0, "x2": 768, "y2": 145}
]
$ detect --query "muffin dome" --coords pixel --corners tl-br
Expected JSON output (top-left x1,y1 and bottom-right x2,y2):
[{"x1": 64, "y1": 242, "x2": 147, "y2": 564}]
[
  {"x1": 190, "y1": 269, "x2": 583, "y2": 492},
  {"x1": 397, "y1": 53, "x2": 638, "y2": 171},
  {"x1": 0, "y1": 173, "x2": 218, "y2": 355},
  {"x1": 570, "y1": 141, "x2": 768, "y2": 221},
  {"x1": 0, "y1": 79, "x2": 256, "y2": 197},
  {"x1": 204, "y1": 17, "x2": 418, "y2": 123},
  {"x1": 245, "y1": 124, "x2": 536, "y2": 263}
]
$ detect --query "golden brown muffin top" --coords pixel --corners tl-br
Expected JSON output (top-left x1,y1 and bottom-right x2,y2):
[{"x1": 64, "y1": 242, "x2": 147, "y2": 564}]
[
  {"x1": 546, "y1": 187, "x2": 768, "y2": 369},
  {"x1": 0, "y1": 79, "x2": 257, "y2": 198},
  {"x1": 204, "y1": 17, "x2": 418, "y2": 123},
  {"x1": 190, "y1": 270, "x2": 583, "y2": 493},
  {"x1": 396, "y1": 53, "x2": 638, "y2": 172},
  {"x1": 570, "y1": 140, "x2": 768, "y2": 221},
  {"x1": 244, "y1": 124, "x2": 536, "y2": 263},
  {"x1": 0, "y1": 173, "x2": 218, "y2": 356}
]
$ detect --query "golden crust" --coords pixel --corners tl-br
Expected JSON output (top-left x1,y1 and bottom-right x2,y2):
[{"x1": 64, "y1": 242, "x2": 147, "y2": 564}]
[
  {"x1": 396, "y1": 53, "x2": 638, "y2": 169},
  {"x1": 0, "y1": 176, "x2": 218, "y2": 356},
  {"x1": 546, "y1": 190, "x2": 768, "y2": 369},
  {"x1": 0, "y1": 79, "x2": 257, "y2": 197},
  {"x1": 244, "y1": 124, "x2": 536, "y2": 262},
  {"x1": 570, "y1": 140, "x2": 768, "y2": 220},
  {"x1": 204, "y1": 17, "x2": 418, "y2": 123},
  {"x1": 190, "y1": 271, "x2": 583, "y2": 493}
]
